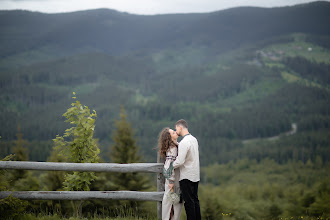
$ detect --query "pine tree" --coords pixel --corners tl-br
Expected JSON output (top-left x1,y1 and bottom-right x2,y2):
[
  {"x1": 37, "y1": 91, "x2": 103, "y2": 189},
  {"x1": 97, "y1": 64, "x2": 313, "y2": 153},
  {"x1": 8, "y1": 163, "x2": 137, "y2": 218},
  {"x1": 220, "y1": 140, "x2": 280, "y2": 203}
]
[
  {"x1": 6, "y1": 125, "x2": 39, "y2": 194},
  {"x1": 0, "y1": 154, "x2": 28, "y2": 219},
  {"x1": 111, "y1": 106, "x2": 141, "y2": 165},
  {"x1": 13, "y1": 125, "x2": 28, "y2": 161},
  {"x1": 8, "y1": 125, "x2": 39, "y2": 192},
  {"x1": 11, "y1": 125, "x2": 28, "y2": 180},
  {"x1": 109, "y1": 106, "x2": 150, "y2": 209},
  {"x1": 42, "y1": 147, "x2": 66, "y2": 191}
]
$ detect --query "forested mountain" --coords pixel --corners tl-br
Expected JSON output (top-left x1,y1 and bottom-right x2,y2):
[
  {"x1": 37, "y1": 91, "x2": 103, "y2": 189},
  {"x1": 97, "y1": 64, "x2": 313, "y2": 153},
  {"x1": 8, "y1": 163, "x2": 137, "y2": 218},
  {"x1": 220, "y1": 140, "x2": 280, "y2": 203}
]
[
  {"x1": 0, "y1": 1, "x2": 329, "y2": 165},
  {"x1": 1, "y1": 1, "x2": 330, "y2": 66}
]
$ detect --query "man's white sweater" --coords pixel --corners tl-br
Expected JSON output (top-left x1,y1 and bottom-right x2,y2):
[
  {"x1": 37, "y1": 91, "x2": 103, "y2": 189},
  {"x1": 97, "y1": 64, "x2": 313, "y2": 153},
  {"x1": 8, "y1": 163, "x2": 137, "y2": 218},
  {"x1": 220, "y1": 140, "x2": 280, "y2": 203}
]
[{"x1": 173, "y1": 133, "x2": 200, "y2": 182}]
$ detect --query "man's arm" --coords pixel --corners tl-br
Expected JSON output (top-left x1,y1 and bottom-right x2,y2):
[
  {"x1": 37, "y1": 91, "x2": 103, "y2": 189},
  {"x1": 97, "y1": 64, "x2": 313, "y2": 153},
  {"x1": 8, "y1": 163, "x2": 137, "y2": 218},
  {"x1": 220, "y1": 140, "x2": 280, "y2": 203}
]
[{"x1": 173, "y1": 141, "x2": 189, "y2": 169}]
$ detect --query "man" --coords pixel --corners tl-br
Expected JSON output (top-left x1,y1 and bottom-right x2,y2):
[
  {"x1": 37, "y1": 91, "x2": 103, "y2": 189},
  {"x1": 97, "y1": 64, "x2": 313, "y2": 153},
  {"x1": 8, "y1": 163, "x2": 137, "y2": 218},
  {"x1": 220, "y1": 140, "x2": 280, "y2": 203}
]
[{"x1": 169, "y1": 119, "x2": 201, "y2": 220}]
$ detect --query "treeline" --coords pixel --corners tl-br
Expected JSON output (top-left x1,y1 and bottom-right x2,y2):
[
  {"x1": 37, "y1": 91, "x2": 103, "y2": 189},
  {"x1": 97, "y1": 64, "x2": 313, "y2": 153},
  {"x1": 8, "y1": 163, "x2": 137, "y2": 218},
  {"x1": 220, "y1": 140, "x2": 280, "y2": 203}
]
[
  {"x1": 306, "y1": 34, "x2": 330, "y2": 49},
  {"x1": 1, "y1": 82, "x2": 329, "y2": 165},
  {"x1": 283, "y1": 55, "x2": 330, "y2": 84},
  {"x1": 135, "y1": 81, "x2": 329, "y2": 139},
  {"x1": 1, "y1": 126, "x2": 329, "y2": 167},
  {"x1": 147, "y1": 64, "x2": 263, "y2": 103}
]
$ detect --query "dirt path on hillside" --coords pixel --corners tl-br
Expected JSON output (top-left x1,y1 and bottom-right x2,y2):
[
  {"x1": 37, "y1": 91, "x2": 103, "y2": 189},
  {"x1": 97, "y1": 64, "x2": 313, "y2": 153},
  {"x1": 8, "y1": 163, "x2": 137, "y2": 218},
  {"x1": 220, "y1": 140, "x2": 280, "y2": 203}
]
[{"x1": 242, "y1": 123, "x2": 297, "y2": 144}]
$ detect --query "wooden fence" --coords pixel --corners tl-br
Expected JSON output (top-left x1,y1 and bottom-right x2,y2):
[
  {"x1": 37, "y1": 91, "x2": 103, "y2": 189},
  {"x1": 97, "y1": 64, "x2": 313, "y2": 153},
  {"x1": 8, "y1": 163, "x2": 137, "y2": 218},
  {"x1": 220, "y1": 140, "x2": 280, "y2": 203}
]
[{"x1": 0, "y1": 155, "x2": 166, "y2": 219}]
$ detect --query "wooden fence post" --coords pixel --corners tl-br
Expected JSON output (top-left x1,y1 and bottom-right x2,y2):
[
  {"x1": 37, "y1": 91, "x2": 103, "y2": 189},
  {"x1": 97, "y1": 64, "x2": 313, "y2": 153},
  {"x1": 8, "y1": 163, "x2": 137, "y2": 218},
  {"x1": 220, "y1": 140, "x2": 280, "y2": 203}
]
[
  {"x1": 157, "y1": 152, "x2": 165, "y2": 220},
  {"x1": 0, "y1": 160, "x2": 165, "y2": 218}
]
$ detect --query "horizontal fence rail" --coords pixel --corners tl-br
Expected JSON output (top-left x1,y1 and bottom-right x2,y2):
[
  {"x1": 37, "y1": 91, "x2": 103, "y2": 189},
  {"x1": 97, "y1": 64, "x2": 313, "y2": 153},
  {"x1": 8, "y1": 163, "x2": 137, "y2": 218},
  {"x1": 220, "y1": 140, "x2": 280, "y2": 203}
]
[
  {"x1": 0, "y1": 191, "x2": 164, "y2": 201},
  {"x1": 0, "y1": 160, "x2": 166, "y2": 219},
  {"x1": 0, "y1": 161, "x2": 163, "y2": 173}
]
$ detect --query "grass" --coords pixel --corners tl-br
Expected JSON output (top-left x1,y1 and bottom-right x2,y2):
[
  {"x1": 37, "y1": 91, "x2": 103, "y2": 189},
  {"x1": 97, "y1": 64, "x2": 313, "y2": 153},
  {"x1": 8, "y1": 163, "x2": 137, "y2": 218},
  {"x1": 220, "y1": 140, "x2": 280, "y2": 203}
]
[
  {"x1": 71, "y1": 83, "x2": 100, "y2": 96},
  {"x1": 151, "y1": 46, "x2": 211, "y2": 72},
  {"x1": 260, "y1": 34, "x2": 330, "y2": 64},
  {"x1": 281, "y1": 71, "x2": 326, "y2": 90},
  {"x1": 132, "y1": 90, "x2": 158, "y2": 105},
  {"x1": 16, "y1": 213, "x2": 157, "y2": 220},
  {"x1": 217, "y1": 78, "x2": 285, "y2": 108}
]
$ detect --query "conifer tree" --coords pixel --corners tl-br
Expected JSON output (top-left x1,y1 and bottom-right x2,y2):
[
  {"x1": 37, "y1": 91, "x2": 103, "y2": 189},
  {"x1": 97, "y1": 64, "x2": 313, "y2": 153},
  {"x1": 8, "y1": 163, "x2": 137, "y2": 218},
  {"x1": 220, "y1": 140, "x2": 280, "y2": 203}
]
[
  {"x1": 11, "y1": 125, "x2": 28, "y2": 179},
  {"x1": 6, "y1": 126, "x2": 39, "y2": 213},
  {"x1": 0, "y1": 154, "x2": 28, "y2": 219},
  {"x1": 42, "y1": 147, "x2": 66, "y2": 191},
  {"x1": 109, "y1": 106, "x2": 150, "y2": 209},
  {"x1": 111, "y1": 106, "x2": 141, "y2": 165},
  {"x1": 9, "y1": 125, "x2": 39, "y2": 192}
]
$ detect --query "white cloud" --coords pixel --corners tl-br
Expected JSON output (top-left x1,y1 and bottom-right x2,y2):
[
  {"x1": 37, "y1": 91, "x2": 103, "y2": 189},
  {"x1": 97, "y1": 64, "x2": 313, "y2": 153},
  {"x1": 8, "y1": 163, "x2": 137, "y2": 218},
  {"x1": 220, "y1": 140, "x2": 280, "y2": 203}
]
[{"x1": 0, "y1": 0, "x2": 327, "y2": 14}]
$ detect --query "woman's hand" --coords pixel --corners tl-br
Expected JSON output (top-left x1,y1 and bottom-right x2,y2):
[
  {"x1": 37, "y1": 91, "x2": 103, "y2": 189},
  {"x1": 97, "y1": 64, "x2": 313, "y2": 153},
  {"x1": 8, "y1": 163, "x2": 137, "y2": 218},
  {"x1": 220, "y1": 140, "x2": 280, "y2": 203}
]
[{"x1": 168, "y1": 183, "x2": 174, "y2": 192}]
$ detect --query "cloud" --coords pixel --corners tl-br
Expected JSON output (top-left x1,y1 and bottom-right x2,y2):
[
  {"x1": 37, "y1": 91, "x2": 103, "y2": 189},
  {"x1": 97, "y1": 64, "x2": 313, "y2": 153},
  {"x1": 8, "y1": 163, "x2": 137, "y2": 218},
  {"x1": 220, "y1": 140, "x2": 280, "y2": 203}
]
[{"x1": 0, "y1": 0, "x2": 326, "y2": 14}]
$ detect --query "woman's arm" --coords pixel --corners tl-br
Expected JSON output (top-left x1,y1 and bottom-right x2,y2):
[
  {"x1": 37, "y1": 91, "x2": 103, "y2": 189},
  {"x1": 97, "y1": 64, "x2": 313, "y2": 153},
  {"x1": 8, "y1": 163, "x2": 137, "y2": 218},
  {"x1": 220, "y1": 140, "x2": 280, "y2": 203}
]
[{"x1": 163, "y1": 146, "x2": 177, "y2": 183}]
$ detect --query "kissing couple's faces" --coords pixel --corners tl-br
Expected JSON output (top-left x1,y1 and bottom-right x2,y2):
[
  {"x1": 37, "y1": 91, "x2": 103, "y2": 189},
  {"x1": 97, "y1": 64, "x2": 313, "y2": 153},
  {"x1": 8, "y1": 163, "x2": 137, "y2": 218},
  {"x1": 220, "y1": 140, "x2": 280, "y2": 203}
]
[
  {"x1": 175, "y1": 125, "x2": 182, "y2": 136},
  {"x1": 169, "y1": 128, "x2": 178, "y2": 140}
]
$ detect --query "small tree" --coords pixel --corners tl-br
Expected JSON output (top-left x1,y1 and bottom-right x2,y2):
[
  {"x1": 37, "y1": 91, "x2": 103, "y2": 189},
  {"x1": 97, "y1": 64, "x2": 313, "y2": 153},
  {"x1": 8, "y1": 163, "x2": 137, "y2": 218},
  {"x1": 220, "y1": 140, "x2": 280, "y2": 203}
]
[
  {"x1": 0, "y1": 154, "x2": 29, "y2": 219},
  {"x1": 109, "y1": 106, "x2": 150, "y2": 209},
  {"x1": 53, "y1": 92, "x2": 100, "y2": 217},
  {"x1": 41, "y1": 147, "x2": 66, "y2": 191},
  {"x1": 11, "y1": 125, "x2": 28, "y2": 180},
  {"x1": 8, "y1": 125, "x2": 39, "y2": 191}
]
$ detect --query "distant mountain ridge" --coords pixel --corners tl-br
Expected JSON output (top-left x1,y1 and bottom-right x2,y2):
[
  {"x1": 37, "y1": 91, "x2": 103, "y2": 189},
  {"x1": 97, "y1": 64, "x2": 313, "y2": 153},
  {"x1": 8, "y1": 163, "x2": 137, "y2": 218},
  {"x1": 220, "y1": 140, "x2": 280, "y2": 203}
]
[{"x1": 1, "y1": 1, "x2": 330, "y2": 59}]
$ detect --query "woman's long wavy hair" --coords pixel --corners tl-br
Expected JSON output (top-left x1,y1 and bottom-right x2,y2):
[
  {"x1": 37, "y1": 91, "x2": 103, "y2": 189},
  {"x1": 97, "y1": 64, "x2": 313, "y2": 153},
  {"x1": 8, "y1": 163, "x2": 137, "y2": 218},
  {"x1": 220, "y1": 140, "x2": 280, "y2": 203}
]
[{"x1": 158, "y1": 127, "x2": 177, "y2": 158}]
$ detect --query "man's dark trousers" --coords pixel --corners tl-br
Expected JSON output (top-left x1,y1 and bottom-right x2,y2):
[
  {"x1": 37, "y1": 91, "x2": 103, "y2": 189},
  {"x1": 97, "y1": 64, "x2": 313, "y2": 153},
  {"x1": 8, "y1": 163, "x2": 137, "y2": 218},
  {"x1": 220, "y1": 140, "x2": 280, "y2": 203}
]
[{"x1": 179, "y1": 179, "x2": 201, "y2": 220}]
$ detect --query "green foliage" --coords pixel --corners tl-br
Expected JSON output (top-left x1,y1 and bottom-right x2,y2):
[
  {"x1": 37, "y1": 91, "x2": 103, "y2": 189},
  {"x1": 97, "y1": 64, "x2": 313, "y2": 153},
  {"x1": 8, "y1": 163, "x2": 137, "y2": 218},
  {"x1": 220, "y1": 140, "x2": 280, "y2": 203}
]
[
  {"x1": 109, "y1": 106, "x2": 150, "y2": 211},
  {"x1": 201, "y1": 159, "x2": 330, "y2": 219},
  {"x1": 110, "y1": 107, "x2": 149, "y2": 189},
  {"x1": 0, "y1": 154, "x2": 15, "y2": 191},
  {"x1": 307, "y1": 182, "x2": 330, "y2": 218},
  {"x1": 200, "y1": 190, "x2": 223, "y2": 220},
  {"x1": 9, "y1": 212, "x2": 158, "y2": 220},
  {"x1": 260, "y1": 34, "x2": 330, "y2": 64},
  {"x1": 0, "y1": 155, "x2": 29, "y2": 219},
  {"x1": 8, "y1": 125, "x2": 29, "y2": 186},
  {"x1": 53, "y1": 92, "x2": 100, "y2": 191},
  {"x1": 267, "y1": 204, "x2": 282, "y2": 219},
  {"x1": 111, "y1": 106, "x2": 141, "y2": 164},
  {"x1": 41, "y1": 147, "x2": 66, "y2": 191},
  {"x1": 2, "y1": 128, "x2": 40, "y2": 192},
  {"x1": 0, "y1": 194, "x2": 28, "y2": 219},
  {"x1": 12, "y1": 125, "x2": 28, "y2": 162},
  {"x1": 283, "y1": 56, "x2": 330, "y2": 84}
]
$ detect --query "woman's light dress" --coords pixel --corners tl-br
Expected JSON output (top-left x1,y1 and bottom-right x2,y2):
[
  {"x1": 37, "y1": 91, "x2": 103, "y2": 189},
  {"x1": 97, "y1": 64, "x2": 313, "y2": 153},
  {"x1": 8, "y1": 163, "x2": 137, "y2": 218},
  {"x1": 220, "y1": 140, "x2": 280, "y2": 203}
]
[{"x1": 162, "y1": 145, "x2": 183, "y2": 220}]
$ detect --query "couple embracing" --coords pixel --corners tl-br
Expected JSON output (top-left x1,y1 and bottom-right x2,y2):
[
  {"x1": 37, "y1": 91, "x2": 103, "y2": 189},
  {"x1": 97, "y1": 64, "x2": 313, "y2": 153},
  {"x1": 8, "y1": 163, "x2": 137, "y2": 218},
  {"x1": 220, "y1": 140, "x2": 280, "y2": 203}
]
[{"x1": 158, "y1": 119, "x2": 201, "y2": 220}]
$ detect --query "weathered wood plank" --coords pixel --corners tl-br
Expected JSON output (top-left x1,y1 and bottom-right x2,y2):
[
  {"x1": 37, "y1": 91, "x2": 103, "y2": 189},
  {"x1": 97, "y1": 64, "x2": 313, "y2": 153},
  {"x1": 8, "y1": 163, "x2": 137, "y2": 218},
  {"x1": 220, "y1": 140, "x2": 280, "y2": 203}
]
[
  {"x1": 0, "y1": 161, "x2": 163, "y2": 173},
  {"x1": 0, "y1": 191, "x2": 164, "y2": 201}
]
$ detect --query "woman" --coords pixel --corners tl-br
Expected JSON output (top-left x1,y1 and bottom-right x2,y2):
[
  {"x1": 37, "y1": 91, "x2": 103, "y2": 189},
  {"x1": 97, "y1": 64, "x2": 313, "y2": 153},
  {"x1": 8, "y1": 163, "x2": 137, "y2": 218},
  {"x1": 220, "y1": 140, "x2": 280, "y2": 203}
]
[{"x1": 158, "y1": 127, "x2": 183, "y2": 220}]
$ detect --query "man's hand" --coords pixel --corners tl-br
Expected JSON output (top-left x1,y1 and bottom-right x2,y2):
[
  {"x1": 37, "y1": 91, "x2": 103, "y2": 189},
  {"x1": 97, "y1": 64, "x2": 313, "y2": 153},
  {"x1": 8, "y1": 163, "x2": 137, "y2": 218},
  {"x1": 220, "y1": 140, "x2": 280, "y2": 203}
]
[{"x1": 168, "y1": 183, "x2": 174, "y2": 192}]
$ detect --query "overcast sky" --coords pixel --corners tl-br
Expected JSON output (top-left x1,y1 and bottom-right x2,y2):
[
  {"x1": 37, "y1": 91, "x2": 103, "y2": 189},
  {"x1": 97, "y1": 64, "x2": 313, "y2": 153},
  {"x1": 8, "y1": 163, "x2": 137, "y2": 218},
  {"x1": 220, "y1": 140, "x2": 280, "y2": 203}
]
[{"x1": 0, "y1": 0, "x2": 328, "y2": 14}]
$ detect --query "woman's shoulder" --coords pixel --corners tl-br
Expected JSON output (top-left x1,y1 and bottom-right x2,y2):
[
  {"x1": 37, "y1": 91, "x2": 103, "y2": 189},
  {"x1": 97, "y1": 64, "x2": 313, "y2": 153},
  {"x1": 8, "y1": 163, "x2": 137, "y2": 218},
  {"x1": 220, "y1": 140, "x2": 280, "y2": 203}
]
[
  {"x1": 167, "y1": 144, "x2": 178, "y2": 154},
  {"x1": 171, "y1": 142, "x2": 178, "y2": 147}
]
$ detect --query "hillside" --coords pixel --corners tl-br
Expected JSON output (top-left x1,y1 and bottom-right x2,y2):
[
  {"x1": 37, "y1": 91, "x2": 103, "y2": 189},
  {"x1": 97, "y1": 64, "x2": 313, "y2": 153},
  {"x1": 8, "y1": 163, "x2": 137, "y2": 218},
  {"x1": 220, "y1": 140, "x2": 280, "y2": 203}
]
[
  {"x1": 1, "y1": 1, "x2": 330, "y2": 68},
  {"x1": 0, "y1": 2, "x2": 329, "y2": 165}
]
